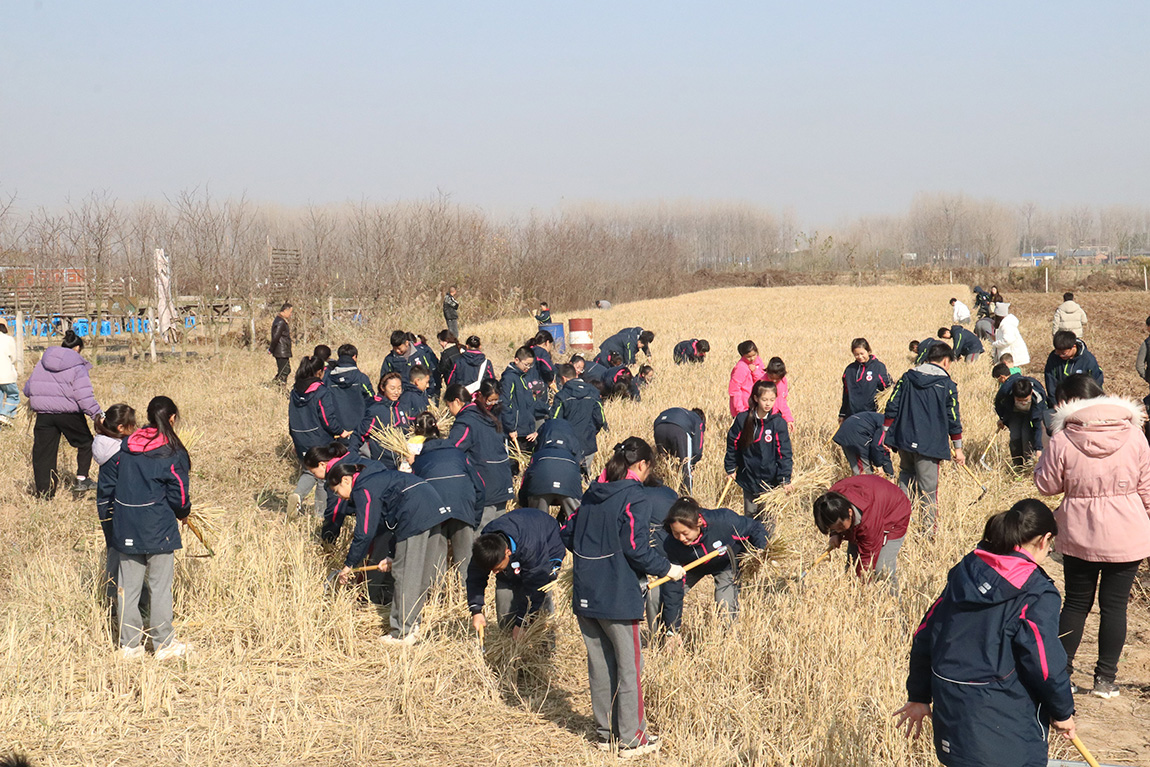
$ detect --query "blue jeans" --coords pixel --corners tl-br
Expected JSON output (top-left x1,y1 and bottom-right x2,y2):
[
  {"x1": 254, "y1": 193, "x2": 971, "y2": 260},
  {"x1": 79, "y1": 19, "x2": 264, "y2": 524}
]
[{"x1": 0, "y1": 383, "x2": 17, "y2": 421}]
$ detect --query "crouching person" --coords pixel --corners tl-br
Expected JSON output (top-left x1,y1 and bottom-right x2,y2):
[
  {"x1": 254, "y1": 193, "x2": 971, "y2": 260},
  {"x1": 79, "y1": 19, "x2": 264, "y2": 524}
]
[
  {"x1": 812, "y1": 474, "x2": 911, "y2": 585},
  {"x1": 466, "y1": 507, "x2": 566, "y2": 639}
]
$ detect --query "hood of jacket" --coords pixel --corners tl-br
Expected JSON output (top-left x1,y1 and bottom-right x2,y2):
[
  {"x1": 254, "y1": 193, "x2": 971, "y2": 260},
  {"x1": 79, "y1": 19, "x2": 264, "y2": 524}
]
[
  {"x1": 292, "y1": 378, "x2": 322, "y2": 399},
  {"x1": 328, "y1": 358, "x2": 363, "y2": 387},
  {"x1": 39, "y1": 346, "x2": 89, "y2": 374},
  {"x1": 1050, "y1": 396, "x2": 1146, "y2": 457},
  {"x1": 948, "y1": 547, "x2": 1041, "y2": 608},
  {"x1": 582, "y1": 477, "x2": 639, "y2": 505},
  {"x1": 1059, "y1": 300, "x2": 1082, "y2": 313},
  {"x1": 126, "y1": 426, "x2": 170, "y2": 454},
  {"x1": 562, "y1": 378, "x2": 597, "y2": 400},
  {"x1": 401, "y1": 380, "x2": 423, "y2": 396},
  {"x1": 907, "y1": 363, "x2": 950, "y2": 387}
]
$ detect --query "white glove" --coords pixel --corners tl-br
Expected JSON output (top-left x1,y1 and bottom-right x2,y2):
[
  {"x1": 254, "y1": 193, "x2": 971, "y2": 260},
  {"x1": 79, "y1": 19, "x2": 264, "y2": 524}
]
[{"x1": 665, "y1": 564, "x2": 687, "y2": 581}]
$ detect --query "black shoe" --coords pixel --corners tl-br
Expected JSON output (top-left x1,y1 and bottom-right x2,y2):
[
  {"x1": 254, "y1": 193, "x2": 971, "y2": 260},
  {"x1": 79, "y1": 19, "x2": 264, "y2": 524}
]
[
  {"x1": 73, "y1": 478, "x2": 97, "y2": 494},
  {"x1": 1092, "y1": 677, "x2": 1120, "y2": 699}
]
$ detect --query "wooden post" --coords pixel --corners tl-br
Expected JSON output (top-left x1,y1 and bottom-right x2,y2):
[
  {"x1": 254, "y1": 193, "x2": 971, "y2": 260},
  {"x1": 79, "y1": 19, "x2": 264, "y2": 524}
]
[
  {"x1": 250, "y1": 313, "x2": 256, "y2": 351},
  {"x1": 948, "y1": 270, "x2": 952, "y2": 284},
  {"x1": 14, "y1": 311, "x2": 24, "y2": 377},
  {"x1": 1144, "y1": 265, "x2": 1147, "y2": 292},
  {"x1": 147, "y1": 306, "x2": 157, "y2": 363},
  {"x1": 1045, "y1": 267, "x2": 1049, "y2": 293},
  {"x1": 328, "y1": 296, "x2": 334, "y2": 324}
]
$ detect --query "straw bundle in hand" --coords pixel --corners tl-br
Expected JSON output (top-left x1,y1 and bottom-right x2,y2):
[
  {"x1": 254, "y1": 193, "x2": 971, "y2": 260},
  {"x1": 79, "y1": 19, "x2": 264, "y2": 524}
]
[
  {"x1": 428, "y1": 402, "x2": 454, "y2": 434},
  {"x1": 736, "y1": 536, "x2": 792, "y2": 582},
  {"x1": 369, "y1": 424, "x2": 414, "y2": 463}
]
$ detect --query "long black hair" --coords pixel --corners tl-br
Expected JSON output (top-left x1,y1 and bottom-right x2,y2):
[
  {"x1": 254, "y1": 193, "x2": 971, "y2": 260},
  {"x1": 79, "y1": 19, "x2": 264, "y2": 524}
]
[
  {"x1": 294, "y1": 355, "x2": 326, "y2": 385},
  {"x1": 444, "y1": 382, "x2": 501, "y2": 432},
  {"x1": 1055, "y1": 373, "x2": 1104, "y2": 405},
  {"x1": 981, "y1": 499, "x2": 1057, "y2": 555},
  {"x1": 737, "y1": 380, "x2": 777, "y2": 451},
  {"x1": 603, "y1": 437, "x2": 653, "y2": 482},
  {"x1": 147, "y1": 396, "x2": 189, "y2": 466},
  {"x1": 302, "y1": 442, "x2": 348, "y2": 469},
  {"x1": 325, "y1": 462, "x2": 365, "y2": 489}
]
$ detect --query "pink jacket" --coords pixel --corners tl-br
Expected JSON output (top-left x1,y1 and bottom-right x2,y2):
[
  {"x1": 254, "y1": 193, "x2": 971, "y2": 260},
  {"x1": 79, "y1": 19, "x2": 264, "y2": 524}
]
[
  {"x1": 771, "y1": 374, "x2": 794, "y2": 424},
  {"x1": 728, "y1": 356, "x2": 766, "y2": 417},
  {"x1": 1034, "y1": 396, "x2": 1150, "y2": 563}
]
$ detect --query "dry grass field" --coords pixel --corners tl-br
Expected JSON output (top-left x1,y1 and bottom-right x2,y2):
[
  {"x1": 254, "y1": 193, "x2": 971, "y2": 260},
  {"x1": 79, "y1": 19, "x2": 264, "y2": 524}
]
[{"x1": 1, "y1": 285, "x2": 1147, "y2": 766}]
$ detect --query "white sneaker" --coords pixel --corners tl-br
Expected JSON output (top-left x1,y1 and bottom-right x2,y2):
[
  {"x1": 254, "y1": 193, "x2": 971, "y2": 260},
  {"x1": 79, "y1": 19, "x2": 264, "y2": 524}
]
[
  {"x1": 118, "y1": 645, "x2": 145, "y2": 660},
  {"x1": 380, "y1": 627, "x2": 419, "y2": 646},
  {"x1": 287, "y1": 493, "x2": 303, "y2": 516},
  {"x1": 155, "y1": 642, "x2": 187, "y2": 661},
  {"x1": 618, "y1": 736, "x2": 661, "y2": 759}
]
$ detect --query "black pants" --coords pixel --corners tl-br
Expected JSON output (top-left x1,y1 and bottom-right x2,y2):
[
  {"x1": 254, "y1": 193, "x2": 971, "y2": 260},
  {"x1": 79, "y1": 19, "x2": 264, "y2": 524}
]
[
  {"x1": 1059, "y1": 554, "x2": 1142, "y2": 683},
  {"x1": 653, "y1": 423, "x2": 698, "y2": 494},
  {"x1": 32, "y1": 412, "x2": 93, "y2": 498},
  {"x1": 273, "y1": 356, "x2": 291, "y2": 383}
]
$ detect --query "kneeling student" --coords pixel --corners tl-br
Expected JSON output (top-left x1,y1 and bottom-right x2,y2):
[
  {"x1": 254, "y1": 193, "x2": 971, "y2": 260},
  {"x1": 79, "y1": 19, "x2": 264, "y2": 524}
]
[
  {"x1": 812, "y1": 474, "x2": 910, "y2": 582},
  {"x1": 467, "y1": 506, "x2": 566, "y2": 640},
  {"x1": 673, "y1": 338, "x2": 710, "y2": 364}
]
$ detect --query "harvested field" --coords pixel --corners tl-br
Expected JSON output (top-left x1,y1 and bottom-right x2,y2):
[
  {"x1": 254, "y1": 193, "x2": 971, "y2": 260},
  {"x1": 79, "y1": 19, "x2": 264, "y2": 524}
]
[{"x1": 1, "y1": 285, "x2": 1148, "y2": 766}]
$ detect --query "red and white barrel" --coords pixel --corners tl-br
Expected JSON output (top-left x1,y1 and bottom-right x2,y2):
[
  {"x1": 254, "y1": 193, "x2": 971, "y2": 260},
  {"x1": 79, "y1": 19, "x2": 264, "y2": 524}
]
[{"x1": 568, "y1": 318, "x2": 594, "y2": 351}]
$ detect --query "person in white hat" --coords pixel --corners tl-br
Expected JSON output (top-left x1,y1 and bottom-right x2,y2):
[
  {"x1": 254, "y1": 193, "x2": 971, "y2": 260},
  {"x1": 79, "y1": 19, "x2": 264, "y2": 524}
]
[{"x1": 991, "y1": 302, "x2": 1030, "y2": 366}]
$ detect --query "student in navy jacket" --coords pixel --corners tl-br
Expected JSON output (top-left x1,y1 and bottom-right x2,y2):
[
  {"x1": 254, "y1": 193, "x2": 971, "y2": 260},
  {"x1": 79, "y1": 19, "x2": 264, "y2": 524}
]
[
  {"x1": 500, "y1": 347, "x2": 542, "y2": 444},
  {"x1": 288, "y1": 356, "x2": 349, "y2": 516},
  {"x1": 397, "y1": 367, "x2": 432, "y2": 423},
  {"x1": 560, "y1": 437, "x2": 684, "y2": 755},
  {"x1": 552, "y1": 364, "x2": 607, "y2": 474},
  {"x1": 351, "y1": 373, "x2": 408, "y2": 463},
  {"x1": 653, "y1": 407, "x2": 706, "y2": 493},
  {"x1": 672, "y1": 338, "x2": 709, "y2": 364},
  {"x1": 411, "y1": 418, "x2": 485, "y2": 577},
  {"x1": 661, "y1": 497, "x2": 769, "y2": 631},
  {"x1": 325, "y1": 344, "x2": 375, "y2": 441},
  {"x1": 577, "y1": 355, "x2": 609, "y2": 384},
  {"x1": 939, "y1": 325, "x2": 984, "y2": 363},
  {"x1": 529, "y1": 329, "x2": 557, "y2": 388},
  {"x1": 407, "y1": 335, "x2": 441, "y2": 400},
  {"x1": 96, "y1": 396, "x2": 191, "y2": 659},
  {"x1": 594, "y1": 327, "x2": 654, "y2": 366},
  {"x1": 302, "y1": 443, "x2": 383, "y2": 544},
  {"x1": 833, "y1": 411, "x2": 893, "y2": 475},
  {"x1": 380, "y1": 330, "x2": 413, "y2": 383},
  {"x1": 883, "y1": 341, "x2": 964, "y2": 535},
  {"x1": 329, "y1": 461, "x2": 468, "y2": 643},
  {"x1": 725, "y1": 380, "x2": 792, "y2": 527},
  {"x1": 446, "y1": 336, "x2": 497, "y2": 393},
  {"x1": 1044, "y1": 332, "x2": 1104, "y2": 400},
  {"x1": 520, "y1": 440, "x2": 582, "y2": 520},
  {"x1": 641, "y1": 481, "x2": 682, "y2": 637},
  {"x1": 895, "y1": 500, "x2": 1076, "y2": 767},
  {"x1": 535, "y1": 415, "x2": 586, "y2": 466},
  {"x1": 909, "y1": 337, "x2": 940, "y2": 365},
  {"x1": 993, "y1": 363, "x2": 1049, "y2": 467},
  {"x1": 445, "y1": 384, "x2": 515, "y2": 527},
  {"x1": 839, "y1": 338, "x2": 891, "y2": 420},
  {"x1": 467, "y1": 507, "x2": 565, "y2": 637}
]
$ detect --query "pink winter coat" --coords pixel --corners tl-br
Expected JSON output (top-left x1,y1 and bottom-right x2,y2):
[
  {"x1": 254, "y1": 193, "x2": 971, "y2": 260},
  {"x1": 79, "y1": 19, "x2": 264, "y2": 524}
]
[
  {"x1": 771, "y1": 374, "x2": 794, "y2": 424},
  {"x1": 1033, "y1": 396, "x2": 1150, "y2": 563},
  {"x1": 728, "y1": 356, "x2": 766, "y2": 418}
]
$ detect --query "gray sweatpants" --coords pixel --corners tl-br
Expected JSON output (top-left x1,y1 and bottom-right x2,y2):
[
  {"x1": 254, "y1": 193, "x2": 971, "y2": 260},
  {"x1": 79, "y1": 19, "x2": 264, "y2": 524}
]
[
  {"x1": 686, "y1": 568, "x2": 739, "y2": 620},
  {"x1": 528, "y1": 493, "x2": 579, "y2": 520},
  {"x1": 118, "y1": 551, "x2": 175, "y2": 650},
  {"x1": 897, "y1": 450, "x2": 940, "y2": 534},
  {"x1": 479, "y1": 504, "x2": 505, "y2": 529},
  {"x1": 427, "y1": 518, "x2": 475, "y2": 579},
  {"x1": 389, "y1": 529, "x2": 436, "y2": 639},
  {"x1": 847, "y1": 536, "x2": 905, "y2": 587},
  {"x1": 841, "y1": 446, "x2": 874, "y2": 476},
  {"x1": 293, "y1": 469, "x2": 326, "y2": 516},
  {"x1": 495, "y1": 581, "x2": 554, "y2": 629},
  {"x1": 743, "y1": 489, "x2": 776, "y2": 538},
  {"x1": 577, "y1": 616, "x2": 651, "y2": 748}
]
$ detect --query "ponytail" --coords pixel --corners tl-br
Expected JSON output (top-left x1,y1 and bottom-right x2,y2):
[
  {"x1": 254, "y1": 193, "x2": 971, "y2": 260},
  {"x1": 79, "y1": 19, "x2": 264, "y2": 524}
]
[
  {"x1": 325, "y1": 462, "x2": 364, "y2": 489},
  {"x1": 302, "y1": 442, "x2": 348, "y2": 469},
  {"x1": 981, "y1": 499, "x2": 1057, "y2": 555},
  {"x1": 411, "y1": 412, "x2": 441, "y2": 439},
  {"x1": 603, "y1": 437, "x2": 653, "y2": 482},
  {"x1": 663, "y1": 496, "x2": 703, "y2": 532},
  {"x1": 146, "y1": 396, "x2": 189, "y2": 467},
  {"x1": 465, "y1": 335, "x2": 482, "y2": 350},
  {"x1": 294, "y1": 355, "x2": 326, "y2": 384}
]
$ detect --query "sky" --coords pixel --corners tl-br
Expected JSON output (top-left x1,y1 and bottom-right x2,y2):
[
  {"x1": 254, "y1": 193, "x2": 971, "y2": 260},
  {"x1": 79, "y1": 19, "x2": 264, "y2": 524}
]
[{"x1": 1, "y1": 1, "x2": 1148, "y2": 223}]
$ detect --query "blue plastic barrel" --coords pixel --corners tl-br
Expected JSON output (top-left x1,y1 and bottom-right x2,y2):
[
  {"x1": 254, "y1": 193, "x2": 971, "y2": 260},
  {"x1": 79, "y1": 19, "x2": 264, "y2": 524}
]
[
  {"x1": 72, "y1": 318, "x2": 89, "y2": 337},
  {"x1": 541, "y1": 322, "x2": 566, "y2": 354}
]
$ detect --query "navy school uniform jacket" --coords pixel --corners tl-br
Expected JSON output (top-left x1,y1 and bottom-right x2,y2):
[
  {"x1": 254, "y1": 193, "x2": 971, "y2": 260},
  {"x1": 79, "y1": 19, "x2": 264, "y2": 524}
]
[
  {"x1": 642, "y1": 483, "x2": 679, "y2": 535},
  {"x1": 724, "y1": 410, "x2": 793, "y2": 495},
  {"x1": 643, "y1": 482, "x2": 685, "y2": 629},
  {"x1": 673, "y1": 339, "x2": 705, "y2": 364},
  {"x1": 552, "y1": 378, "x2": 607, "y2": 458},
  {"x1": 840, "y1": 355, "x2": 891, "y2": 419},
  {"x1": 352, "y1": 395, "x2": 407, "y2": 460},
  {"x1": 595, "y1": 327, "x2": 649, "y2": 366},
  {"x1": 342, "y1": 463, "x2": 467, "y2": 567},
  {"x1": 96, "y1": 428, "x2": 191, "y2": 556},
  {"x1": 1044, "y1": 339, "x2": 1104, "y2": 400},
  {"x1": 662, "y1": 507, "x2": 768, "y2": 577},
  {"x1": 411, "y1": 438, "x2": 485, "y2": 528},
  {"x1": 320, "y1": 452, "x2": 388, "y2": 544},
  {"x1": 908, "y1": 547, "x2": 1074, "y2": 767},
  {"x1": 326, "y1": 356, "x2": 375, "y2": 436},
  {"x1": 994, "y1": 375, "x2": 1048, "y2": 451},
  {"x1": 949, "y1": 325, "x2": 984, "y2": 358},
  {"x1": 653, "y1": 407, "x2": 704, "y2": 465},
  {"x1": 535, "y1": 417, "x2": 586, "y2": 465},
  {"x1": 397, "y1": 381, "x2": 430, "y2": 423},
  {"x1": 447, "y1": 349, "x2": 496, "y2": 390},
  {"x1": 522, "y1": 444, "x2": 583, "y2": 500},
  {"x1": 288, "y1": 378, "x2": 344, "y2": 460},
  {"x1": 380, "y1": 350, "x2": 412, "y2": 383},
  {"x1": 531, "y1": 345, "x2": 555, "y2": 386},
  {"x1": 448, "y1": 403, "x2": 515, "y2": 506},
  {"x1": 465, "y1": 507, "x2": 565, "y2": 625},
  {"x1": 914, "y1": 337, "x2": 941, "y2": 365},
  {"x1": 500, "y1": 364, "x2": 541, "y2": 435},
  {"x1": 882, "y1": 363, "x2": 963, "y2": 461},
  {"x1": 409, "y1": 342, "x2": 441, "y2": 396},
  {"x1": 438, "y1": 345, "x2": 462, "y2": 383},
  {"x1": 580, "y1": 360, "x2": 608, "y2": 383},
  {"x1": 833, "y1": 411, "x2": 894, "y2": 474},
  {"x1": 561, "y1": 478, "x2": 672, "y2": 620}
]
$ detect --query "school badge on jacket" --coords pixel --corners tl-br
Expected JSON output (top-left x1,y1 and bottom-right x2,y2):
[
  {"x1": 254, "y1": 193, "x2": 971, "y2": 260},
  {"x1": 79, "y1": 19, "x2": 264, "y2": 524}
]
[{"x1": 763, "y1": 429, "x2": 774, "y2": 443}]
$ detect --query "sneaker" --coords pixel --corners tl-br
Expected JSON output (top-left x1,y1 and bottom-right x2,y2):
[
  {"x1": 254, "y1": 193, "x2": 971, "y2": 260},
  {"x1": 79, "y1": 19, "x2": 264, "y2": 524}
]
[
  {"x1": 73, "y1": 478, "x2": 97, "y2": 494},
  {"x1": 596, "y1": 739, "x2": 613, "y2": 752},
  {"x1": 380, "y1": 633, "x2": 418, "y2": 646},
  {"x1": 118, "y1": 645, "x2": 145, "y2": 660},
  {"x1": 1092, "y1": 677, "x2": 1120, "y2": 699},
  {"x1": 618, "y1": 736, "x2": 660, "y2": 759},
  {"x1": 155, "y1": 642, "x2": 187, "y2": 661},
  {"x1": 287, "y1": 493, "x2": 303, "y2": 516},
  {"x1": 1069, "y1": 681, "x2": 1084, "y2": 695}
]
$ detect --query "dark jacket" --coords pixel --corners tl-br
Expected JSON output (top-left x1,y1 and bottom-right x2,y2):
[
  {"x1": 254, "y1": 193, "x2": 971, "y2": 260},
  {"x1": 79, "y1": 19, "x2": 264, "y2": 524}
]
[
  {"x1": 380, "y1": 350, "x2": 412, "y2": 383},
  {"x1": 288, "y1": 379, "x2": 344, "y2": 461},
  {"x1": 907, "y1": 547, "x2": 1074, "y2": 767},
  {"x1": 662, "y1": 507, "x2": 768, "y2": 577},
  {"x1": 535, "y1": 309, "x2": 552, "y2": 324},
  {"x1": 1044, "y1": 339, "x2": 1104, "y2": 400},
  {"x1": 352, "y1": 395, "x2": 407, "y2": 460},
  {"x1": 595, "y1": 327, "x2": 649, "y2": 366},
  {"x1": 342, "y1": 463, "x2": 463, "y2": 567},
  {"x1": 532, "y1": 345, "x2": 555, "y2": 386},
  {"x1": 448, "y1": 403, "x2": 514, "y2": 506},
  {"x1": 833, "y1": 411, "x2": 894, "y2": 474},
  {"x1": 411, "y1": 438, "x2": 485, "y2": 528},
  {"x1": 653, "y1": 408, "x2": 704, "y2": 464},
  {"x1": 724, "y1": 410, "x2": 793, "y2": 494},
  {"x1": 914, "y1": 337, "x2": 941, "y2": 365},
  {"x1": 580, "y1": 360, "x2": 608, "y2": 383},
  {"x1": 500, "y1": 364, "x2": 540, "y2": 435},
  {"x1": 882, "y1": 363, "x2": 963, "y2": 461},
  {"x1": 535, "y1": 417, "x2": 586, "y2": 465},
  {"x1": 561, "y1": 478, "x2": 672, "y2": 620},
  {"x1": 642, "y1": 483, "x2": 680, "y2": 533},
  {"x1": 438, "y1": 345, "x2": 463, "y2": 382},
  {"x1": 826, "y1": 475, "x2": 910, "y2": 575},
  {"x1": 269, "y1": 314, "x2": 291, "y2": 358},
  {"x1": 319, "y1": 452, "x2": 387, "y2": 544},
  {"x1": 949, "y1": 325, "x2": 984, "y2": 358},
  {"x1": 552, "y1": 378, "x2": 607, "y2": 458},
  {"x1": 994, "y1": 374, "x2": 1049, "y2": 452},
  {"x1": 409, "y1": 342, "x2": 441, "y2": 397},
  {"x1": 326, "y1": 356, "x2": 375, "y2": 437},
  {"x1": 96, "y1": 428, "x2": 191, "y2": 556},
  {"x1": 466, "y1": 508, "x2": 565, "y2": 624},
  {"x1": 397, "y1": 381, "x2": 430, "y2": 423},
  {"x1": 522, "y1": 444, "x2": 583, "y2": 499},
  {"x1": 23, "y1": 346, "x2": 103, "y2": 417},
  {"x1": 673, "y1": 339, "x2": 705, "y2": 364},
  {"x1": 447, "y1": 349, "x2": 495, "y2": 390},
  {"x1": 442, "y1": 293, "x2": 460, "y2": 321}
]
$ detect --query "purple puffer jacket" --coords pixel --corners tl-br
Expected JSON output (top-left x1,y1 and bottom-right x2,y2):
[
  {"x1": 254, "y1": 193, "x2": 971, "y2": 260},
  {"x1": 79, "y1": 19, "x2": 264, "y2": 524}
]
[{"x1": 23, "y1": 347, "x2": 102, "y2": 418}]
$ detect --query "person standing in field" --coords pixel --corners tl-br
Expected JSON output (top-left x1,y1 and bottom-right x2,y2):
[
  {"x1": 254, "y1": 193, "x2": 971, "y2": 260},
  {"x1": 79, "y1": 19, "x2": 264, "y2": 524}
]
[
  {"x1": 765, "y1": 357, "x2": 794, "y2": 432},
  {"x1": 991, "y1": 303, "x2": 1030, "y2": 366},
  {"x1": 1135, "y1": 315, "x2": 1150, "y2": 391},
  {"x1": 269, "y1": 302, "x2": 293, "y2": 384},
  {"x1": 534, "y1": 301, "x2": 552, "y2": 325},
  {"x1": 950, "y1": 297, "x2": 971, "y2": 325},
  {"x1": 446, "y1": 336, "x2": 497, "y2": 394},
  {"x1": 445, "y1": 384, "x2": 514, "y2": 527},
  {"x1": 1052, "y1": 292, "x2": 1088, "y2": 339},
  {"x1": 725, "y1": 380, "x2": 792, "y2": 526},
  {"x1": 839, "y1": 338, "x2": 891, "y2": 422},
  {"x1": 882, "y1": 341, "x2": 964, "y2": 536},
  {"x1": 552, "y1": 363, "x2": 607, "y2": 475},
  {"x1": 728, "y1": 340, "x2": 766, "y2": 418},
  {"x1": 0, "y1": 321, "x2": 18, "y2": 426},
  {"x1": 443, "y1": 286, "x2": 460, "y2": 338},
  {"x1": 325, "y1": 344, "x2": 375, "y2": 443},
  {"x1": 287, "y1": 356, "x2": 349, "y2": 515}
]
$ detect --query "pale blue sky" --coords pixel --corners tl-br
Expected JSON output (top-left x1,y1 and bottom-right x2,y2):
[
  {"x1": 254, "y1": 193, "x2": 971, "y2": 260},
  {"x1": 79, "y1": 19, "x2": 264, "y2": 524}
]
[{"x1": 1, "y1": 1, "x2": 1147, "y2": 222}]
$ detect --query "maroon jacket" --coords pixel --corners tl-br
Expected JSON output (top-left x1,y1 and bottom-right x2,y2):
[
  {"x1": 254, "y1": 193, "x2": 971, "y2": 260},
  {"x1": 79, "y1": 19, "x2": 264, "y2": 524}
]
[{"x1": 829, "y1": 474, "x2": 910, "y2": 576}]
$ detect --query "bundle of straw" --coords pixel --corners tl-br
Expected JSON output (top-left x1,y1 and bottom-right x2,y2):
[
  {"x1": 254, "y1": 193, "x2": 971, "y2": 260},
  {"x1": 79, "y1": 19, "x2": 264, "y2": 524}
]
[
  {"x1": 183, "y1": 504, "x2": 224, "y2": 556},
  {"x1": 875, "y1": 385, "x2": 895, "y2": 411},
  {"x1": 736, "y1": 536, "x2": 793, "y2": 582},
  {"x1": 369, "y1": 424, "x2": 414, "y2": 463},
  {"x1": 654, "y1": 453, "x2": 687, "y2": 496},
  {"x1": 179, "y1": 425, "x2": 205, "y2": 451},
  {"x1": 753, "y1": 464, "x2": 838, "y2": 512},
  {"x1": 428, "y1": 402, "x2": 454, "y2": 434},
  {"x1": 505, "y1": 438, "x2": 530, "y2": 473}
]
